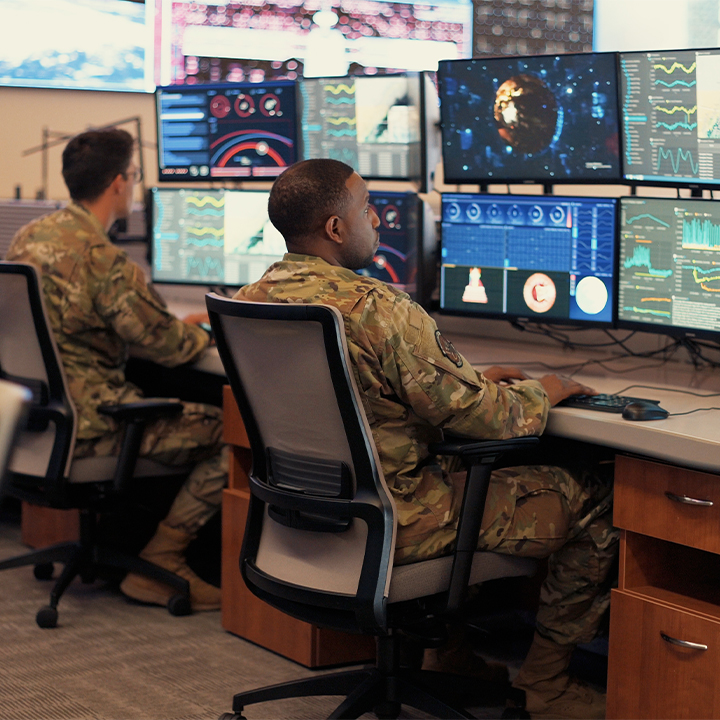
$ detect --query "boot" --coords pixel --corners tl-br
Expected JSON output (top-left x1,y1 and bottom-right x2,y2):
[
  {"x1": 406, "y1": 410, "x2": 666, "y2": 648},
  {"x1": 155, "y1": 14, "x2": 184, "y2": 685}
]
[
  {"x1": 422, "y1": 624, "x2": 509, "y2": 684},
  {"x1": 511, "y1": 631, "x2": 605, "y2": 719},
  {"x1": 120, "y1": 521, "x2": 221, "y2": 611}
]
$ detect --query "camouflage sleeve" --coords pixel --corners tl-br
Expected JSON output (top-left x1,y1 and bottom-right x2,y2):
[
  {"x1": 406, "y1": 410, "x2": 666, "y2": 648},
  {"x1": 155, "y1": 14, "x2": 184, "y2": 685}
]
[
  {"x1": 90, "y1": 246, "x2": 209, "y2": 367},
  {"x1": 355, "y1": 291, "x2": 549, "y2": 439}
]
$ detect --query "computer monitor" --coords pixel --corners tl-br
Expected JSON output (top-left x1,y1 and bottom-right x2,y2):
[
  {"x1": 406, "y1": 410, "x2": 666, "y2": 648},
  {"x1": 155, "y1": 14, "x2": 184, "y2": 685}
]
[
  {"x1": 620, "y1": 49, "x2": 720, "y2": 189},
  {"x1": 298, "y1": 74, "x2": 429, "y2": 184},
  {"x1": 149, "y1": 187, "x2": 285, "y2": 287},
  {"x1": 439, "y1": 193, "x2": 617, "y2": 326},
  {"x1": 437, "y1": 52, "x2": 622, "y2": 185},
  {"x1": 156, "y1": 80, "x2": 298, "y2": 181},
  {"x1": 152, "y1": 0, "x2": 473, "y2": 87},
  {"x1": 357, "y1": 191, "x2": 436, "y2": 308},
  {"x1": 618, "y1": 196, "x2": 720, "y2": 337}
]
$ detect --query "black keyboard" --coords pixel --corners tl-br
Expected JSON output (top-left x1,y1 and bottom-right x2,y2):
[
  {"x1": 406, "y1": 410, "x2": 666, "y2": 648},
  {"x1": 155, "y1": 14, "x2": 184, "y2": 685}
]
[{"x1": 559, "y1": 393, "x2": 661, "y2": 413}]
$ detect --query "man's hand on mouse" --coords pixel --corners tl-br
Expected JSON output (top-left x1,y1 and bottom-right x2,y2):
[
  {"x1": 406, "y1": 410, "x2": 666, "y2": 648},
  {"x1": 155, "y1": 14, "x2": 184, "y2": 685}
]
[{"x1": 538, "y1": 374, "x2": 596, "y2": 407}]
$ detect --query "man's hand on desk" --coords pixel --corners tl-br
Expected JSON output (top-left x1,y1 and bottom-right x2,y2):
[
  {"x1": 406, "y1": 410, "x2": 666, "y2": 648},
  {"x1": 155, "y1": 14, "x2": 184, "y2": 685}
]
[{"x1": 539, "y1": 375, "x2": 596, "y2": 407}]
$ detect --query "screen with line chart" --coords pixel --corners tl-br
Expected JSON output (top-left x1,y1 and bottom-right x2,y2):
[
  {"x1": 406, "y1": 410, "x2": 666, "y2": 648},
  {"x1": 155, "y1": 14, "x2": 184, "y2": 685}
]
[
  {"x1": 298, "y1": 74, "x2": 423, "y2": 181},
  {"x1": 439, "y1": 193, "x2": 617, "y2": 326},
  {"x1": 620, "y1": 49, "x2": 720, "y2": 188},
  {"x1": 437, "y1": 52, "x2": 622, "y2": 185},
  {"x1": 156, "y1": 80, "x2": 297, "y2": 181},
  {"x1": 149, "y1": 187, "x2": 285, "y2": 286},
  {"x1": 618, "y1": 197, "x2": 720, "y2": 336}
]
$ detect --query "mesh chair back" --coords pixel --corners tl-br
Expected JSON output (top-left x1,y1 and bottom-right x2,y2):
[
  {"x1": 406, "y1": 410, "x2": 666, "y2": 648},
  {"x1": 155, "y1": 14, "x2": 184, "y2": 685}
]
[
  {"x1": 207, "y1": 295, "x2": 396, "y2": 632},
  {"x1": 0, "y1": 262, "x2": 76, "y2": 489}
]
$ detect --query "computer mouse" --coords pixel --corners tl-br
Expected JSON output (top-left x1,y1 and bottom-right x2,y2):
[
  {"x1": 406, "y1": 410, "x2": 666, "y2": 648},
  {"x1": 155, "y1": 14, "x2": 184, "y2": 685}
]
[{"x1": 621, "y1": 400, "x2": 669, "y2": 421}]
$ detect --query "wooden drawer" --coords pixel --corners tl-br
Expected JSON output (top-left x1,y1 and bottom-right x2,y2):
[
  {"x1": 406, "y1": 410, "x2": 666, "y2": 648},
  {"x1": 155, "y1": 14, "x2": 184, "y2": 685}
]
[
  {"x1": 615, "y1": 455, "x2": 720, "y2": 554},
  {"x1": 608, "y1": 590, "x2": 720, "y2": 719}
]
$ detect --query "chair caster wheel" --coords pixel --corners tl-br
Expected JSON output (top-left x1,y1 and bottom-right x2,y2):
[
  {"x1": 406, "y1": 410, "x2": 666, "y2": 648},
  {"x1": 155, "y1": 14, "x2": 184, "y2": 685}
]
[
  {"x1": 218, "y1": 713, "x2": 246, "y2": 720},
  {"x1": 167, "y1": 593, "x2": 191, "y2": 616},
  {"x1": 36, "y1": 605, "x2": 58, "y2": 628},
  {"x1": 33, "y1": 562, "x2": 54, "y2": 580}
]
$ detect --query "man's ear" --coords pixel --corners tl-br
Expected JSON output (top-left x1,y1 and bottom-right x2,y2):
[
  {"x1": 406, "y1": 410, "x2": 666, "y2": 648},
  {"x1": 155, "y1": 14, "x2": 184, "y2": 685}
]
[
  {"x1": 108, "y1": 173, "x2": 125, "y2": 196},
  {"x1": 324, "y1": 214, "x2": 343, "y2": 245}
]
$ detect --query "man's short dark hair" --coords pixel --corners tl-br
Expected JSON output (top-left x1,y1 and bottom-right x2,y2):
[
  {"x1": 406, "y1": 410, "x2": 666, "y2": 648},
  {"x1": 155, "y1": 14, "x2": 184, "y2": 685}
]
[
  {"x1": 268, "y1": 159, "x2": 355, "y2": 244},
  {"x1": 62, "y1": 128, "x2": 135, "y2": 202}
]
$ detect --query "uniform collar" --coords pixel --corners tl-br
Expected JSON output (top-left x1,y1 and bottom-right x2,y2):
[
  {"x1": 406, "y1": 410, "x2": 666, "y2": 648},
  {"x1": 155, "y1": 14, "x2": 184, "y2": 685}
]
[{"x1": 67, "y1": 201, "x2": 111, "y2": 241}]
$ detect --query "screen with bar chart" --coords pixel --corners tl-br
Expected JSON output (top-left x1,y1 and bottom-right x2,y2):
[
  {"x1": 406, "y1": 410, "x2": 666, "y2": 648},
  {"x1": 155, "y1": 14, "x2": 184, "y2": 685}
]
[
  {"x1": 156, "y1": 80, "x2": 297, "y2": 181},
  {"x1": 439, "y1": 193, "x2": 617, "y2": 326},
  {"x1": 618, "y1": 197, "x2": 720, "y2": 336},
  {"x1": 620, "y1": 49, "x2": 720, "y2": 188},
  {"x1": 149, "y1": 187, "x2": 285, "y2": 287}
]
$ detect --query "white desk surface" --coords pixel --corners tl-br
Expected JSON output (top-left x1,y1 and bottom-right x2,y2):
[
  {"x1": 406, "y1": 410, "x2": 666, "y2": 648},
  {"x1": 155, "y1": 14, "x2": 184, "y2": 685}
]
[{"x1": 186, "y1": 314, "x2": 720, "y2": 475}]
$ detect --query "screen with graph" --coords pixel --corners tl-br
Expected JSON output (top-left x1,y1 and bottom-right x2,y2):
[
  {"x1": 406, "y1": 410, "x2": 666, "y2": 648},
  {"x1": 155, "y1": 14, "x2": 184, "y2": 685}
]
[
  {"x1": 438, "y1": 53, "x2": 621, "y2": 184},
  {"x1": 156, "y1": 81, "x2": 298, "y2": 181},
  {"x1": 620, "y1": 49, "x2": 720, "y2": 188},
  {"x1": 356, "y1": 191, "x2": 422, "y2": 295},
  {"x1": 149, "y1": 187, "x2": 285, "y2": 286},
  {"x1": 618, "y1": 197, "x2": 720, "y2": 336},
  {"x1": 440, "y1": 193, "x2": 617, "y2": 326},
  {"x1": 298, "y1": 74, "x2": 422, "y2": 180}
]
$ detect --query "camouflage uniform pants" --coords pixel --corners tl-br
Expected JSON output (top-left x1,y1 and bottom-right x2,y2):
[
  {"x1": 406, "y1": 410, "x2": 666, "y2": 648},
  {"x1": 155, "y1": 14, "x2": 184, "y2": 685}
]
[
  {"x1": 75, "y1": 401, "x2": 227, "y2": 536},
  {"x1": 448, "y1": 458, "x2": 617, "y2": 647}
]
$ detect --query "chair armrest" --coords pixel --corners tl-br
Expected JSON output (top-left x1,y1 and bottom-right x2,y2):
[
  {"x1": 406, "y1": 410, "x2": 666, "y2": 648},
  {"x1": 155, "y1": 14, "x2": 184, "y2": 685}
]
[
  {"x1": 97, "y1": 400, "x2": 183, "y2": 493},
  {"x1": 428, "y1": 435, "x2": 540, "y2": 463},
  {"x1": 97, "y1": 400, "x2": 183, "y2": 423}
]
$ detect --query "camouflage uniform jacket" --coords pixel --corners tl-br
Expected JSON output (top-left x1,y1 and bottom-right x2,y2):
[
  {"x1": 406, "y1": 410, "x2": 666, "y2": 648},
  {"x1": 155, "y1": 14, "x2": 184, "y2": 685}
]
[
  {"x1": 235, "y1": 253, "x2": 550, "y2": 564},
  {"x1": 7, "y1": 202, "x2": 209, "y2": 440}
]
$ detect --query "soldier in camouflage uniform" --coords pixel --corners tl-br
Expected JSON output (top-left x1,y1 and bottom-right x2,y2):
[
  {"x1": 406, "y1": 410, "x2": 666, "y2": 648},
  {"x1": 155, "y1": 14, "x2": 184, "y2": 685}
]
[
  {"x1": 7, "y1": 129, "x2": 226, "y2": 612},
  {"x1": 233, "y1": 159, "x2": 618, "y2": 719}
]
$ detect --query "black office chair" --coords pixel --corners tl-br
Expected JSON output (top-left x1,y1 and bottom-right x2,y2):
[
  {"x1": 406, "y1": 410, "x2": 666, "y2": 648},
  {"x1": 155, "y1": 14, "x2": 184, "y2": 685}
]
[
  {"x1": 207, "y1": 295, "x2": 539, "y2": 720},
  {"x1": 0, "y1": 261, "x2": 194, "y2": 628}
]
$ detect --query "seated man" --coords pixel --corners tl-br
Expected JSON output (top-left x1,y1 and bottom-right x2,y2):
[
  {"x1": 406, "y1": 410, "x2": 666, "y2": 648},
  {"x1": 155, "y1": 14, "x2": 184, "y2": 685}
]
[
  {"x1": 233, "y1": 159, "x2": 618, "y2": 720},
  {"x1": 7, "y1": 128, "x2": 225, "y2": 612}
]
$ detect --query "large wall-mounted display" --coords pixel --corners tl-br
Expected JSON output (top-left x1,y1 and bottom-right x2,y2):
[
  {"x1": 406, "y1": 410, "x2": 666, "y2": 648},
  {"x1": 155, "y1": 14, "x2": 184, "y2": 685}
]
[
  {"x1": 438, "y1": 52, "x2": 622, "y2": 185},
  {"x1": 0, "y1": 0, "x2": 154, "y2": 93},
  {"x1": 152, "y1": 0, "x2": 472, "y2": 86}
]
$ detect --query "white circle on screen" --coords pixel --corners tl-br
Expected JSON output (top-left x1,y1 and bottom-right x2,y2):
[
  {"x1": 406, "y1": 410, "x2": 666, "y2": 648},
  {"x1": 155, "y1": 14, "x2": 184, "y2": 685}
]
[{"x1": 575, "y1": 276, "x2": 608, "y2": 315}]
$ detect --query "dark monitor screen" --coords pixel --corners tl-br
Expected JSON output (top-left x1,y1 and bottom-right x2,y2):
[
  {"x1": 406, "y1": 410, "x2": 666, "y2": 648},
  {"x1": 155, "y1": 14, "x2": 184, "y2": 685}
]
[
  {"x1": 620, "y1": 49, "x2": 720, "y2": 188},
  {"x1": 156, "y1": 80, "x2": 298, "y2": 181},
  {"x1": 150, "y1": 187, "x2": 285, "y2": 287},
  {"x1": 618, "y1": 196, "x2": 720, "y2": 337},
  {"x1": 440, "y1": 193, "x2": 617, "y2": 326},
  {"x1": 438, "y1": 53, "x2": 621, "y2": 184},
  {"x1": 298, "y1": 74, "x2": 423, "y2": 181}
]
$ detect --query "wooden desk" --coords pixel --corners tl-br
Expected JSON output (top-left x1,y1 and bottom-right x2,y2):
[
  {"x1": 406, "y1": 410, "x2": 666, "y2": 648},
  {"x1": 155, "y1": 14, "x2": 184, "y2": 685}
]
[{"x1": 221, "y1": 386, "x2": 376, "y2": 668}]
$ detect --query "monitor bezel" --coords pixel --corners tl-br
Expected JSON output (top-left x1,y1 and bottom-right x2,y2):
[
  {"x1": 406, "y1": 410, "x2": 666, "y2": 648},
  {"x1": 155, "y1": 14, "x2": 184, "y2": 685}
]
[
  {"x1": 616, "y1": 195, "x2": 720, "y2": 340},
  {"x1": 148, "y1": 185, "x2": 278, "y2": 289},
  {"x1": 437, "y1": 51, "x2": 624, "y2": 186},
  {"x1": 155, "y1": 79, "x2": 299, "y2": 183},
  {"x1": 619, "y1": 47, "x2": 720, "y2": 192},
  {"x1": 438, "y1": 191, "x2": 620, "y2": 329}
]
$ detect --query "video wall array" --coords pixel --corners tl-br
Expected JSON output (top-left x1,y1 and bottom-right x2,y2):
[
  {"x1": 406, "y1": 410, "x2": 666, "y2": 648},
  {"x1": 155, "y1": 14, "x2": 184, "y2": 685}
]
[{"x1": 438, "y1": 48, "x2": 720, "y2": 191}]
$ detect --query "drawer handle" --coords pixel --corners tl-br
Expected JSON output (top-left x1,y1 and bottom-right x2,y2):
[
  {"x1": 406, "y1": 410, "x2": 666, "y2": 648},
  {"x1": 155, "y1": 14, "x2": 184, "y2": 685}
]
[
  {"x1": 660, "y1": 632, "x2": 708, "y2": 651},
  {"x1": 665, "y1": 491, "x2": 713, "y2": 507}
]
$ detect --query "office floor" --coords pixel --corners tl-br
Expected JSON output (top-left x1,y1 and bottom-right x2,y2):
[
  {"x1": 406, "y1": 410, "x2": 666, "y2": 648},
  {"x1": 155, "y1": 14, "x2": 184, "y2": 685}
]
[{"x1": 0, "y1": 501, "x2": 607, "y2": 720}]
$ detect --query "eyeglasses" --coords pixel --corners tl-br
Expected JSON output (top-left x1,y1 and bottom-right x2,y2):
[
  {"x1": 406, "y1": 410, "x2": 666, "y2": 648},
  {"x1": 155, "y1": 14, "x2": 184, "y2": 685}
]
[{"x1": 124, "y1": 167, "x2": 143, "y2": 183}]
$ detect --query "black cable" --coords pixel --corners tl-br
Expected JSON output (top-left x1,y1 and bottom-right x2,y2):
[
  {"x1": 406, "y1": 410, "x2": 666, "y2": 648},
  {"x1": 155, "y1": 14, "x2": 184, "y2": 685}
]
[
  {"x1": 612, "y1": 384, "x2": 720, "y2": 399},
  {"x1": 667, "y1": 407, "x2": 720, "y2": 417}
]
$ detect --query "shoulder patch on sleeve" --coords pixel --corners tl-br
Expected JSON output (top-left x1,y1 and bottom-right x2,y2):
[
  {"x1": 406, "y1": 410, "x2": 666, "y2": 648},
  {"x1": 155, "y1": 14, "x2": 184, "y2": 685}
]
[{"x1": 435, "y1": 330, "x2": 463, "y2": 368}]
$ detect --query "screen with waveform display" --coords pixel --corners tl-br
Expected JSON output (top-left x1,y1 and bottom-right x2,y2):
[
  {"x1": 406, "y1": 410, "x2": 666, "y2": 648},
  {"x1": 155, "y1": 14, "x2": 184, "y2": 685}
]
[
  {"x1": 156, "y1": 80, "x2": 298, "y2": 181},
  {"x1": 439, "y1": 193, "x2": 617, "y2": 326},
  {"x1": 618, "y1": 196, "x2": 720, "y2": 336},
  {"x1": 620, "y1": 49, "x2": 720, "y2": 188},
  {"x1": 437, "y1": 52, "x2": 621, "y2": 184},
  {"x1": 299, "y1": 74, "x2": 425, "y2": 182},
  {"x1": 149, "y1": 187, "x2": 286, "y2": 287}
]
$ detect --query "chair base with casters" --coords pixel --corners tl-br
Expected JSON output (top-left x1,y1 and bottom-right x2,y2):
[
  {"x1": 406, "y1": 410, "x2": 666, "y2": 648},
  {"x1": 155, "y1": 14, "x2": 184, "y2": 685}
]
[{"x1": 0, "y1": 505, "x2": 191, "y2": 628}]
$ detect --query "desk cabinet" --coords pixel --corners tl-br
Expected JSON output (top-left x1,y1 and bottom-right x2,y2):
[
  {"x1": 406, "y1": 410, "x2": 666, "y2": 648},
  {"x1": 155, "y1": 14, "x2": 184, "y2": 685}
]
[{"x1": 607, "y1": 455, "x2": 720, "y2": 719}]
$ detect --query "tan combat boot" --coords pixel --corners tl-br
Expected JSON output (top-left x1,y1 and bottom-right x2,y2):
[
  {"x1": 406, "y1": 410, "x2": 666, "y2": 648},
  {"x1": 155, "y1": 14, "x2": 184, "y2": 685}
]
[
  {"x1": 422, "y1": 623, "x2": 509, "y2": 684},
  {"x1": 511, "y1": 631, "x2": 605, "y2": 719},
  {"x1": 120, "y1": 521, "x2": 221, "y2": 611}
]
